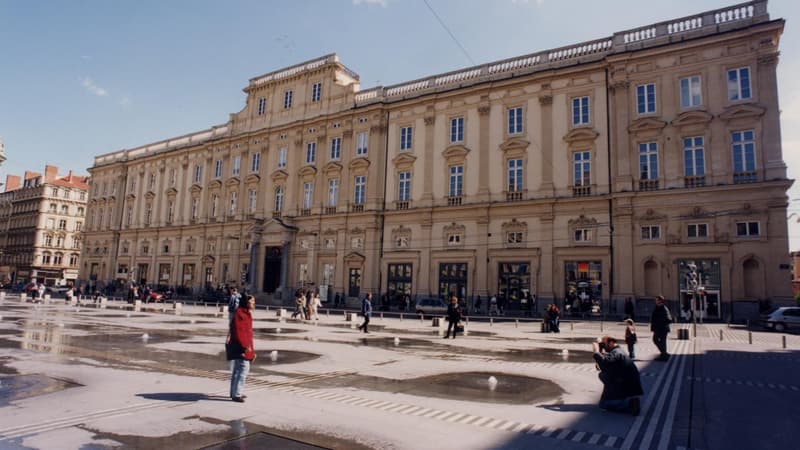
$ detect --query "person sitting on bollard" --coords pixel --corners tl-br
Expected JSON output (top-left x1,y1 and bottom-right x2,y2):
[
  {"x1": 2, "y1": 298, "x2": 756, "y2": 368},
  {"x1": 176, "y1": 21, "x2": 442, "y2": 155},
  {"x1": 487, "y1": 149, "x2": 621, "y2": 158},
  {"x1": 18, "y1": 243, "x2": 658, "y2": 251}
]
[
  {"x1": 444, "y1": 295, "x2": 463, "y2": 339},
  {"x1": 592, "y1": 336, "x2": 643, "y2": 415}
]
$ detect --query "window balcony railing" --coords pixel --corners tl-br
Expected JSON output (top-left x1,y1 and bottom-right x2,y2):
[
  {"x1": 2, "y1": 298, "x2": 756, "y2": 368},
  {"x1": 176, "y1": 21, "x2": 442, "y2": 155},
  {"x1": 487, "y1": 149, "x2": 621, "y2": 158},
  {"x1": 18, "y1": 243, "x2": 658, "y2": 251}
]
[
  {"x1": 506, "y1": 191, "x2": 524, "y2": 202},
  {"x1": 351, "y1": 204, "x2": 365, "y2": 213},
  {"x1": 684, "y1": 175, "x2": 706, "y2": 188},
  {"x1": 324, "y1": 206, "x2": 337, "y2": 215},
  {"x1": 447, "y1": 196, "x2": 463, "y2": 206},
  {"x1": 396, "y1": 201, "x2": 410, "y2": 210},
  {"x1": 639, "y1": 179, "x2": 660, "y2": 191},
  {"x1": 300, "y1": 208, "x2": 311, "y2": 217},
  {"x1": 572, "y1": 186, "x2": 591, "y2": 197},
  {"x1": 733, "y1": 171, "x2": 757, "y2": 184}
]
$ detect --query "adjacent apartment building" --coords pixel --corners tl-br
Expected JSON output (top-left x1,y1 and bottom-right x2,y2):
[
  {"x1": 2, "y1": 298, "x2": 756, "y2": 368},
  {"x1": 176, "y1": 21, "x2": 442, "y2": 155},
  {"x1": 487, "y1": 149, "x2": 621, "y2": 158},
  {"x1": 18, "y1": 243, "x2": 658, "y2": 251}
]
[
  {"x1": 0, "y1": 166, "x2": 89, "y2": 287},
  {"x1": 81, "y1": 0, "x2": 792, "y2": 319}
]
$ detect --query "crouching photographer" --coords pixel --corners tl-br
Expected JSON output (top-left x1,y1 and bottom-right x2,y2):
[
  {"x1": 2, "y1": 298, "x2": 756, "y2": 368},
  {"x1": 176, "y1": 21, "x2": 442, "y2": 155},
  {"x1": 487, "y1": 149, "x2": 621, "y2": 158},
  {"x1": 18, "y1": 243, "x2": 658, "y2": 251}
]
[{"x1": 592, "y1": 336, "x2": 643, "y2": 416}]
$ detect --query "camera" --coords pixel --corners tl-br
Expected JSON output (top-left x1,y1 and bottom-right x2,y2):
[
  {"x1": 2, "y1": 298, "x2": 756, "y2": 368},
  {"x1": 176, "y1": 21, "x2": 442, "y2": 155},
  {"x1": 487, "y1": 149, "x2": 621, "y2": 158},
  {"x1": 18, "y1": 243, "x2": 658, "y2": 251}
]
[{"x1": 593, "y1": 337, "x2": 607, "y2": 353}]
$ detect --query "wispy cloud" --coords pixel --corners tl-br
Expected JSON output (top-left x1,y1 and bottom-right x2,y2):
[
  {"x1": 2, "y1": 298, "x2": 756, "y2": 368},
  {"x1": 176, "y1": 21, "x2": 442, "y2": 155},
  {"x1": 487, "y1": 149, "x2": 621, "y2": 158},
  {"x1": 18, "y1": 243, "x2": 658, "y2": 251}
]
[
  {"x1": 353, "y1": 0, "x2": 387, "y2": 6},
  {"x1": 81, "y1": 77, "x2": 108, "y2": 96}
]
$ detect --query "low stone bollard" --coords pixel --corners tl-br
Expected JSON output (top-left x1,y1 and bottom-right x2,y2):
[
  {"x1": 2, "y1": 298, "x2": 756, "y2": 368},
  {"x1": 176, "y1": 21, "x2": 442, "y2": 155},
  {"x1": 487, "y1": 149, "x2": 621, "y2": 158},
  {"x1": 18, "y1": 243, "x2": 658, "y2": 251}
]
[
  {"x1": 20, "y1": 293, "x2": 27, "y2": 301},
  {"x1": 173, "y1": 302, "x2": 182, "y2": 314},
  {"x1": 345, "y1": 312, "x2": 358, "y2": 322},
  {"x1": 134, "y1": 300, "x2": 142, "y2": 312},
  {"x1": 541, "y1": 320, "x2": 550, "y2": 333},
  {"x1": 44, "y1": 294, "x2": 52, "y2": 302},
  {"x1": 276, "y1": 308, "x2": 287, "y2": 318},
  {"x1": 219, "y1": 305, "x2": 226, "y2": 313},
  {"x1": 677, "y1": 328, "x2": 690, "y2": 340},
  {"x1": 431, "y1": 317, "x2": 444, "y2": 327},
  {"x1": 99, "y1": 297, "x2": 108, "y2": 309}
]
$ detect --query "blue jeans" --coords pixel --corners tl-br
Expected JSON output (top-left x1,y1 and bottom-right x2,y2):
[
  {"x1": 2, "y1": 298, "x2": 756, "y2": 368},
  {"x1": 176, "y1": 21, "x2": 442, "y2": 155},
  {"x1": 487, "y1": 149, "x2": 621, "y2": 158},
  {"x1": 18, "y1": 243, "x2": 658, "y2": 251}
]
[{"x1": 230, "y1": 359, "x2": 250, "y2": 398}]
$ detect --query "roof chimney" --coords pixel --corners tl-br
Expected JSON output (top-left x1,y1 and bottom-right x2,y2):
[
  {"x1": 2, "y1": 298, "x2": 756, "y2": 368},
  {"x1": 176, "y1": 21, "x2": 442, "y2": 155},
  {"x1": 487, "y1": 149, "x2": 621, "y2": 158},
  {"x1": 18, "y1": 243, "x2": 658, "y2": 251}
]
[
  {"x1": 24, "y1": 171, "x2": 40, "y2": 180},
  {"x1": 45, "y1": 165, "x2": 59, "y2": 182},
  {"x1": 5, "y1": 175, "x2": 20, "y2": 192}
]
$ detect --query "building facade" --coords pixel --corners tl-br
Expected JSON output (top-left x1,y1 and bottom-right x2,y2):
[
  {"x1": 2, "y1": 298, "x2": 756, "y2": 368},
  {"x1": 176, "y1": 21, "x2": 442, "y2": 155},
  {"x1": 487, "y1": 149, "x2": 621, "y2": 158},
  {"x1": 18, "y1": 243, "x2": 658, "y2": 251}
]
[
  {"x1": 0, "y1": 166, "x2": 89, "y2": 286},
  {"x1": 81, "y1": 0, "x2": 792, "y2": 318}
]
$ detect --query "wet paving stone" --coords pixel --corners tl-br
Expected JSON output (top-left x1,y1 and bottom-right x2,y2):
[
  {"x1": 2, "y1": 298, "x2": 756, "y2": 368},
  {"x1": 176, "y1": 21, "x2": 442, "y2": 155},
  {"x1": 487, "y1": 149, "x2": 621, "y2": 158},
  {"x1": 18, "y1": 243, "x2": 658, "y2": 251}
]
[
  {"x1": 254, "y1": 327, "x2": 306, "y2": 335},
  {"x1": 0, "y1": 374, "x2": 81, "y2": 406}
]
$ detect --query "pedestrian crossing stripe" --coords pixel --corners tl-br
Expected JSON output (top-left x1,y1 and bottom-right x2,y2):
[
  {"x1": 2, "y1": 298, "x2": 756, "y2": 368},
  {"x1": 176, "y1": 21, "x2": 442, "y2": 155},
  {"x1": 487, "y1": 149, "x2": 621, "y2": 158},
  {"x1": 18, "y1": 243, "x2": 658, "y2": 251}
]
[{"x1": 685, "y1": 376, "x2": 799, "y2": 391}]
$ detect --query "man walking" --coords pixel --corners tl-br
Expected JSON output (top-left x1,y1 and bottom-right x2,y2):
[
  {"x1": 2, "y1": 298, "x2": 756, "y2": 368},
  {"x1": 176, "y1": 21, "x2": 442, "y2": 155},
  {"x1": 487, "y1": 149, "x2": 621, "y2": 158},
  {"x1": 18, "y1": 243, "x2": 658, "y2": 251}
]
[
  {"x1": 592, "y1": 336, "x2": 643, "y2": 415},
  {"x1": 650, "y1": 295, "x2": 673, "y2": 361},
  {"x1": 358, "y1": 293, "x2": 372, "y2": 333},
  {"x1": 228, "y1": 295, "x2": 256, "y2": 402}
]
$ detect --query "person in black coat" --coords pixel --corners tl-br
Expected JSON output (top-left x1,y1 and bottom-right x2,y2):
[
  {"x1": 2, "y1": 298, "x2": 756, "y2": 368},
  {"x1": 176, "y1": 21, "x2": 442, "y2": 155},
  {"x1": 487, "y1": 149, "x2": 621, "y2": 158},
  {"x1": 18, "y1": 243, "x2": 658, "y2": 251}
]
[
  {"x1": 592, "y1": 336, "x2": 643, "y2": 415},
  {"x1": 650, "y1": 295, "x2": 673, "y2": 361},
  {"x1": 444, "y1": 295, "x2": 463, "y2": 339}
]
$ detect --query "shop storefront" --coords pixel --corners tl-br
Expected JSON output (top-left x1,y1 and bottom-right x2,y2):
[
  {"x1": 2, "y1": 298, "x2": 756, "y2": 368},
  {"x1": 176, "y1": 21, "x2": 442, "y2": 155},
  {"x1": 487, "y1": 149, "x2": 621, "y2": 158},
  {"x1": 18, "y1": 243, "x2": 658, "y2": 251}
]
[
  {"x1": 497, "y1": 262, "x2": 531, "y2": 306},
  {"x1": 387, "y1": 263, "x2": 412, "y2": 304},
  {"x1": 438, "y1": 262, "x2": 467, "y2": 300},
  {"x1": 677, "y1": 259, "x2": 721, "y2": 320},
  {"x1": 564, "y1": 261, "x2": 602, "y2": 313}
]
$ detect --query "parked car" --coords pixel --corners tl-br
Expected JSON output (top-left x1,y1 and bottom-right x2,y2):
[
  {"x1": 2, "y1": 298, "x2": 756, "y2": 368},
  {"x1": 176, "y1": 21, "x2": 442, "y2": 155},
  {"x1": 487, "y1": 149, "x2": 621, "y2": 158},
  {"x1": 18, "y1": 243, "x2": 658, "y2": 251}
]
[
  {"x1": 414, "y1": 298, "x2": 448, "y2": 315},
  {"x1": 761, "y1": 306, "x2": 800, "y2": 332},
  {"x1": 45, "y1": 285, "x2": 70, "y2": 295},
  {"x1": 147, "y1": 291, "x2": 164, "y2": 302}
]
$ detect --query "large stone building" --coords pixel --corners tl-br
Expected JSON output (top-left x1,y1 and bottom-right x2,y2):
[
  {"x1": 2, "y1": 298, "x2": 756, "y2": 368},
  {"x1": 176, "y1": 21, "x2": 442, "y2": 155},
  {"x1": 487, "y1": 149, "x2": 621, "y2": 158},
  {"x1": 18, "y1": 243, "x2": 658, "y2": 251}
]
[
  {"x1": 81, "y1": 0, "x2": 792, "y2": 319},
  {"x1": 0, "y1": 165, "x2": 89, "y2": 286}
]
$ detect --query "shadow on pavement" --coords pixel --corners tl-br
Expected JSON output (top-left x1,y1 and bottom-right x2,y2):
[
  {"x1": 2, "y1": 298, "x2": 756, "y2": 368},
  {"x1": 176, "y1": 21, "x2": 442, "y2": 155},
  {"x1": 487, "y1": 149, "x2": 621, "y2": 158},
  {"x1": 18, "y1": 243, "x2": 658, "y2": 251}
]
[
  {"x1": 137, "y1": 392, "x2": 231, "y2": 402},
  {"x1": 538, "y1": 403, "x2": 597, "y2": 413}
]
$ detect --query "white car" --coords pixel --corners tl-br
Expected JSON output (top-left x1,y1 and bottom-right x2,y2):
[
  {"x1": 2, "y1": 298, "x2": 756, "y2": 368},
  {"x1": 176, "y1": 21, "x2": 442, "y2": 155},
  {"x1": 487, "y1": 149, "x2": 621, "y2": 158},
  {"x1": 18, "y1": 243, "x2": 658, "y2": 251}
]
[
  {"x1": 45, "y1": 285, "x2": 70, "y2": 295},
  {"x1": 761, "y1": 307, "x2": 800, "y2": 332},
  {"x1": 414, "y1": 298, "x2": 448, "y2": 315}
]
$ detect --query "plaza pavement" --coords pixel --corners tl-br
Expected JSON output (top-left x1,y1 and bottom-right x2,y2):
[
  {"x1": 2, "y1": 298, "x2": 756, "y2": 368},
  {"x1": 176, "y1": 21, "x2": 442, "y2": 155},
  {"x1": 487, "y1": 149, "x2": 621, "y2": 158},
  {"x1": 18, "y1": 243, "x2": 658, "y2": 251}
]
[{"x1": 0, "y1": 294, "x2": 797, "y2": 450}]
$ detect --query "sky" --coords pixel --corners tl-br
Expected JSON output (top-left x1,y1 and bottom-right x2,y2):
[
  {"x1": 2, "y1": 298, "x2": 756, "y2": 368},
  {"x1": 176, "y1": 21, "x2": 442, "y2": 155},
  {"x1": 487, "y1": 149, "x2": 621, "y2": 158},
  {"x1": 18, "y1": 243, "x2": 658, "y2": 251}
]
[{"x1": 1, "y1": 0, "x2": 799, "y2": 246}]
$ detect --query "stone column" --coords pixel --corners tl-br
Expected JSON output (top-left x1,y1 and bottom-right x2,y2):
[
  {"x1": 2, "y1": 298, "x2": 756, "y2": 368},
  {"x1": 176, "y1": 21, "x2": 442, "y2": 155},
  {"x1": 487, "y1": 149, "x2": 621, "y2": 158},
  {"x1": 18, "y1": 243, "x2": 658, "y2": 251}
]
[
  {"x1": 421, "y1": 110, "x2": 436, "y2": 207},
  {"x1": 539, "y1": 94, "x2": 555, "y2": 195},
  {"x1": 475, "y1": 216, "x2": 489, "y2": 297},
  {"x1": 476, "y1": 102, "x2": 491, "y2": 201},
  {"x1": 758, "y1": 53, "x2": 786, "y2": 180},
  {"x1": 610, "y1": 80, "x2": 632, "y2": 191}
]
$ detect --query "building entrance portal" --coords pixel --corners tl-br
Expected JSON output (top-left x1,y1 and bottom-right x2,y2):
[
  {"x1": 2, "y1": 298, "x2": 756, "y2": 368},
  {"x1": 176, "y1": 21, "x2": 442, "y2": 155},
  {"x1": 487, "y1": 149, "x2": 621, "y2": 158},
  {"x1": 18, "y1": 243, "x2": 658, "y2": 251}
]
[
  {"x1": 263, "y1": 246, "x2": 282, "y2": 293},
  {"x1": 439, "y1": 262, "x2": 467, "y2": 301}
]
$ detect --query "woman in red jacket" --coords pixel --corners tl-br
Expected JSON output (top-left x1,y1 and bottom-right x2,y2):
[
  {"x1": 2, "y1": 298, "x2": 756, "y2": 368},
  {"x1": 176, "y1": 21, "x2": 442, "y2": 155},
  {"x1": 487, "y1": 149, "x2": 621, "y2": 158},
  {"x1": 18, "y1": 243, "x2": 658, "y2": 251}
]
[{"x1": 229, "y1": 295, "x2": 256, "y2": 402}]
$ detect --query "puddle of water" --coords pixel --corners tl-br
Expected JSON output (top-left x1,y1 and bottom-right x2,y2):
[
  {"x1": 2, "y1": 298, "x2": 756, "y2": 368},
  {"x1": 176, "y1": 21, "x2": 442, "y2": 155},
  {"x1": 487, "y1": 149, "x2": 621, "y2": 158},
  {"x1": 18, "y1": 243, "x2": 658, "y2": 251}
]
[
  {"x1": 499, "y1": 347, "x2": 594, "y2": 363},
  {"x1": 0, "y1": 374, "x2": 81, "y2": 406},
  {"x1": 301, "y1": 371, "x2": 562, "y2": 405},
  {"x1": 253, "y1": 350, "x2": 321, "y2": 365},
  {"x1": 254, "y1": 327, "x2": 306, "y2": 335}
]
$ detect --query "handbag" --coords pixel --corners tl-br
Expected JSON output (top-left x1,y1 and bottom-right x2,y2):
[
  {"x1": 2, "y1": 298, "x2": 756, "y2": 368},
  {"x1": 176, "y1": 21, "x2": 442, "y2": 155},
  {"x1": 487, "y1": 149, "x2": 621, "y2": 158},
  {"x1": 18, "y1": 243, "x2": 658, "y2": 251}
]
[
  {"x1": 455, "y1": 325, "x2": 464, "y2": 332},
  {"x1": 225, "y1": 341, "x2": 240, "y2": 360}
]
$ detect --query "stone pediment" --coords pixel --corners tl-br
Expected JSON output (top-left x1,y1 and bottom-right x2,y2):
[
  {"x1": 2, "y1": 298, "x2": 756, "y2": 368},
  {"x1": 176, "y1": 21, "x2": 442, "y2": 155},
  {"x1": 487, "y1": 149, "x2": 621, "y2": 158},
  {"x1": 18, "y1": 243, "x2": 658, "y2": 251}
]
[
  {"x1": 202, "y1": 255, "x2": 215, "y2": 264},
  {"x1": 323, "y1": 161, "x2": 344, "y2": 175},
  {"x1": 563, "y1": 128, "x2": 600, "y2": 143},
  {"x1": 499, "y1": 137, "x2": 530, "y2": 153},
  {"x1": 225, "y1": 177, "x2": 241, "y2": 187},
  {"x1": 244, "y1": 174, "x2": 260, "y2": 184},
  {"x1": 271, "y1": 169, "x2": 289, "y2": 182},
  {"x1": 628, "y1": 118, "x2": 667, "y2": 134},
  {"x1": 349, "y1": 157, "x2": 371, "y2": 171},
  {"x1": 392, "y1": 153, "x2": 417, "y2": 167},
  {"x1": 190, "y1": 184, "x2": 203, "y2": 194},
  {"x1": 392, "y1": 225, "x2": 412, "y2": 234},
  {"x1": 442, "y1": 144, "x2": 470, "y2": 160},
  {"x1": 208, "y1": 179, "x2": 222, "y2": 189},
  {"x1": 443, "y1": 222, "x2": 465, "y2": 234},
  {"x1": 688, "y1": 206, "x2": 713, "y2": 219},
  {"x1": 637, "y1": 208, "x2": 667, "y2": 222},
  {"x1": 261, "y1": 217, "x2": 298, "y2": 233},
  {"x1": 344, "y1": 251, "x2": 366, "y2": 262},
  {"x1": 298, "y1": 165, "x2": 318, "y2": 177},
  {"x1": 671, "y1": 110, "x2": 713, "y2": 128},
  {"x1": 568, "y1": 214, "x2": 598, "y2": 227},
  {"x1": 501, "y1": 218, "x2": 527, "y2": 231},
  {"x1": 718, "y1": 103, "x2": 766, "y2": 122}
]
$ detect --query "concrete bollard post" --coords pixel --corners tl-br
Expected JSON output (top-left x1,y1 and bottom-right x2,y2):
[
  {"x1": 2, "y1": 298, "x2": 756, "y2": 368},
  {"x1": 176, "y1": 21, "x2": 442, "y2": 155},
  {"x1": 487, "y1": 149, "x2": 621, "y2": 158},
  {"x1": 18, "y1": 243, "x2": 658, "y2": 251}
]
[
  {"x1": 490, "y1": 317, "x2": 493, "y2": 327},
  {"x1": 748, "y1": 331, "x2": 753, "y2": 344},
  {"x1": 600, "y1": 321, "x2": 604, "y2": 332},
  {"x1": 381, "y1": 312, "x2": 384, "y2": 320},
  {"x1": 400, "y1": 313, "x2": 403, "y2": 322},
  {"x1": 0, "y1": 291, "x2": 5, "y2": 300},
  {"x1": 782, "y1": 335, "x2": 787, "y2": 349},
  {"x1": 515, "y1": 319, "x2": 518, "y2": 328},
  {"x1": 134, "y1": 300, "x2": 141, "y2": 312},
  {"x1": 720, "y1": 329, "x2": 723, "y2": 341},
  {"x1": 173, "y1": 302, "x2": 182, "y2": 314},
  {"x1": 99, "y1": 297, "x2": 108, "y2": 309},
  {"x1": 44, "y1": 294, "x2": 52, "y2": 303},
  {"x1": 21, "y1": 293, "x2": 27, "y2": 301},
  {"x1": 571, "y1": 322, "x2": 574, "y2": 332}
]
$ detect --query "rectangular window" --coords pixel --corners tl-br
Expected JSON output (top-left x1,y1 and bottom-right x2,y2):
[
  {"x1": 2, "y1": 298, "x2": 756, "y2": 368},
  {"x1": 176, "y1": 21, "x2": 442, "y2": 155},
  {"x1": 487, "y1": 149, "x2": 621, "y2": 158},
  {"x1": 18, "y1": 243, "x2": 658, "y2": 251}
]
[
  {"x1": 278, "y1": 147, "x2": 287, "y2": 168},
  {"x1": 148, "y1": 173, "x2": 156, "y2": 190},
  {"x1": 311, "y1": 82, "x2": 322, "y2": 102},
  {"x1": 507, "y1": 159, "x2": 523, "y2": 192},
  {"x1": 400, "y1": 126, "x2": 413, "y2": 150},
  {"x1": 306, "y1": 142, "x2": 316, "y2": 164},
  {"x1": 727, "y1": 67, "x2": 751, "y2": 101},
  {"x1": 211, "y1": 194, "x2": 218, "y2": 217},
  {"x1": 398, "y1": 171, "x2": 411, "y2": 201},
  {"x1": 169, "y1": 168, "x2": 176, "y2": 186},
  {"x1": 251, "y1": 152, "x2": 260, "y2": 172},
  {"x1": 328, "y1": 179, "x2": 339, "y2": 206},
  {"x1": 130, "y1": 177, "x2": 136, "y2": 192},
  {"x1": 274, "y1": 186, "x2": 284, "y2": 212},
  {"x1": 508, "y1": 107, "x2": 523, "y2": 134},
  {"x1": 303, "y1": 182, "x2": 313, "y2": 209},
  {"x1": 348, "y1": 268, "x2": 362, "y2": 298},
  {"x1": 732, "y1": 130, "x2": 756, "y2": 173},
  {"x1": 449, "y1": 165, "x2": 463, "y2": 197},
  {"x1": 736, "y1": 221, "x2": 760, "y2": 237},
  {"x1": 450, "y1": 117, "x2": 464, "y2": 143},
  {"x1": 683, "y1": 137, "x2": 705, "y2": 176},
  {"x1": 145, "y1": 204, "x2": 152, "y2": 225},
  {"x1": 194, "y1": 165, "x2": 202, "y2": 183},
  {"x1": 284, "y1": 90, "x2": 293, "y2": 109},
  {"x1": 507, "y1": 231, "x2": 523, "y2": 244},
  {"x1": 687, "y1": 223, "x2": 708, "y2": 238},
  {"x1": 572, "y1": 96, "x2": 590, "y2": 125},
  {"x1": 232, "y1": 155, "x2": 241, "y2": 176},
  {"x1": 248, "y1": 189, "x2": 257, "y2": 213},
  {"x1": 680, "y1": 75, "x2": 702, "y2": 108},
  {"x1": 257, "y1": 97, "x2": 267, "y2": 115},
  {"x1": 330, "y1": 137, "x2": 341, "y2": 160},
  {"x1": 636, "y1": 83, "x2": 656, "y2": 114},
  {"x1": 167, "y1": 201, "x2": 174, "y2": 223},
  {"x1": 574, "y1": 228, "x2": 591, "y2": 242},
  {"x1": 214, "y1": 160, "x2": 222, "y2": 178},
  {"x1": 356, "y1": 132, "x2": 369, "y2": 156},
  {"x1": 354, "y1": 175, "x2": 366, "y2": 205},
  {"x1": 191, "y1": 198, "x2": 199, "y2": 220},
  {"x1": 641, "y1": 225, "x2": 661, "y2": 240},
  {"x1": 126, "y1": 207, "x2": 132, "y2": 226},
  {"x1": 573, "y1": 151, "x2": 591, "y2": 186},
  {"x1": 229, "y1": 191, "x2": 237, "y2": 215},
  {"x1": 639, "y1": 142, "x2": 659, "y2": 180}
]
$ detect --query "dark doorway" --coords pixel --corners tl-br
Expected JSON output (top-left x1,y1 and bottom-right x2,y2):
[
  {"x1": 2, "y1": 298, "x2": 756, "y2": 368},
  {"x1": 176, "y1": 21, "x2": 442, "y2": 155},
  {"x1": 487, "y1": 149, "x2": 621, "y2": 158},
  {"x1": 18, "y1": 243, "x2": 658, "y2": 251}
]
[{"x1": 263, "y1": 246, "x2": 282, "y2": 293}]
